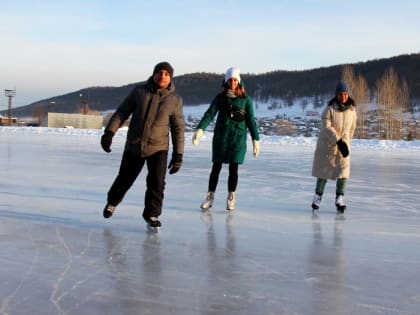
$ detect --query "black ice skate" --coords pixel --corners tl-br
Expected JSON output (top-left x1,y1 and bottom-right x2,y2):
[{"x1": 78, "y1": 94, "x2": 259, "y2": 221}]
[
  {"x1": 103, "y1": 203, "x2": 116, "y2": 218},
  {"x1": 143, "y1": 214, "x2": 161, "y2": 233}
]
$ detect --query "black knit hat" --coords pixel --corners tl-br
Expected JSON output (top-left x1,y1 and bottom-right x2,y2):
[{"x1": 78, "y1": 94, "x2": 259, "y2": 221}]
[{"x1": 153, "y1": 61, "x2": 174, "y2": 78}]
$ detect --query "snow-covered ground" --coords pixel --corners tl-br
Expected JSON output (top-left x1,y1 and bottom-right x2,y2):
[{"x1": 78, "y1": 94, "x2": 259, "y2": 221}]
[
  {"x1": 1, "y1": 126, "x2": 420, "y2": 315},
  {"x1": 3, "y1": 125, "x2": 420, "y2": 152}
]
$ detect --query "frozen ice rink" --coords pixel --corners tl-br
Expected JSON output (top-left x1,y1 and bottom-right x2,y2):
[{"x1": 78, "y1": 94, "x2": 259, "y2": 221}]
[{"x1": 1, "y1": 128, "x2": 420, "y2": 315}]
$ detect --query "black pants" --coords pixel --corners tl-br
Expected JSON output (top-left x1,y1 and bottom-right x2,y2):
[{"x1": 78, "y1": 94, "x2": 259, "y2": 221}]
[
  {"x1": 107, "y1": 150, "x2": 168, "y2": 218},
  {"x1": 208, "y1": 162, "x2": 239, "y2": 192}
]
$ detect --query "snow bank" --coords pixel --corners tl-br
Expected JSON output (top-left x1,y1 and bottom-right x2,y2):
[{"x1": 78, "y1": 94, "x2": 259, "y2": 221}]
[{"x1": 2, "y1": 126, "x2": 420, "y2": 152}]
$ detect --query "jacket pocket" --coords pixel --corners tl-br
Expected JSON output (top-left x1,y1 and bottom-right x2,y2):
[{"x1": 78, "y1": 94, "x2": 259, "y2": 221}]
[{"x1": 148, "y1": 124, "x2": 169, "y2": 145}]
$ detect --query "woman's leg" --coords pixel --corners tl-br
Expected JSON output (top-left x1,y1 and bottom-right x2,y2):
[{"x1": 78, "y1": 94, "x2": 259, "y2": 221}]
[
  {"x1": 335, "y1": 178, "x2": 347, "y2": 211},
  {"x1": 336, "y1": 178, "x2": 347, "y2": 195},
  {"x1": 208, "y1": 162, "x2": 223, "y2": 192},
  {"x1": 312, "y1": 178, "x2": 327, "y2": 210},
  {"x1": 315, "y1": 178, "x2": 327, "y2": 195},
  {"x1": 228, "y1": 163, "x2": 239, "y2": 192}
]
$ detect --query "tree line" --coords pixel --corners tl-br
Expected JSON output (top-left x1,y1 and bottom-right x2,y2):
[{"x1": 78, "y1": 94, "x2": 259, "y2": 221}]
[
  {"x1": 3, "y1": 53, "x2": 419, "y2": 140},
  {"x1": 342, "y1": 65, "x2": 413, "y2": 140}
]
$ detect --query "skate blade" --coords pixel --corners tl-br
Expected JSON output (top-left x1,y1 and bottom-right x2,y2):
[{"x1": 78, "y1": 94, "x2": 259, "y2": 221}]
[
  {"x1": 311, "y1": 204, "x2": 319, "y2": 210},
  {"x1": 336, "y1": 206, "x2": 346, "y2": 213},
  {"x1": 147, "y1": 225, "x2": 160, "y2": 233},
  {"x1": 200, "y1": 204, "x2": 212, "y2": 212}
]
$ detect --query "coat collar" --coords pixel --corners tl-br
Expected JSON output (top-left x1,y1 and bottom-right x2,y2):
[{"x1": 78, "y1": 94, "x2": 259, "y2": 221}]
[{"x1": 328, "y1": 96, "x2": 355, "y2": 111}]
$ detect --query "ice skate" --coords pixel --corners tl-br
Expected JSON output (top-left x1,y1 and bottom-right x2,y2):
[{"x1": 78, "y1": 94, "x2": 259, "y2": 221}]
[
  {"x1": 226, "y1": 191, "x2": 236, "y2": 211},
  {"x1": 103, "y1": 203, "x2": 116, "y2": 218},
  {"x1": 201, "y1": 191, "x2": 214, "y2": 210},
  {"x1": 335, "y1": 194, "x2": 346, "y2": 213},
  {"x1": 143, "y1": 214, "x2": 161, "y2": 233},
  {"x1": 311, "y1": 194, "x2": 322, "y2": 210}
]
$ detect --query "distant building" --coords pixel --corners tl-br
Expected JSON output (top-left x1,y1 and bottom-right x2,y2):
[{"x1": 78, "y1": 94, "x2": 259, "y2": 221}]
[
  {"x1": 17, "y1": 117, "x2": 41, "y2": 127},
  {"x1": 0, "y1": 115, "x2": 17, "y2": 126},
  {"x1": 48, "y1": 113, "x2": 103, "y2": 129},
  {"x1": 305, "y1": 111, "x2": 320, "y2": 117}
]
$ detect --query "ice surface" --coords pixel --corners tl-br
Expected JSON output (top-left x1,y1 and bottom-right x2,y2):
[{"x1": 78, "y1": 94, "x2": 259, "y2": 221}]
[{"x1": 1, "y1": 127, "x2": 420, "y2": 315}]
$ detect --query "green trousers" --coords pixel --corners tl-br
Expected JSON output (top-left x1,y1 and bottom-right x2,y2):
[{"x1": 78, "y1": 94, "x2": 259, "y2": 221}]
[{"x1": 315, "y1": 178, "x2": 347, "y2": 195}]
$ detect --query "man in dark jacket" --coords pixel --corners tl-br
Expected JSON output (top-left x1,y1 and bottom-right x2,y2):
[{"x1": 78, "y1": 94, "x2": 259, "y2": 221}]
[{"x1": 100, "y1": 61, "x2": 184, "y2": 230}]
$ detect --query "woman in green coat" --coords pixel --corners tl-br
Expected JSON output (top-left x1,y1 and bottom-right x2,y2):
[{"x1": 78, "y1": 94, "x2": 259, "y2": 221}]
[{"x1": 193, "y1": 66, "x2": 260, "y2": 210}]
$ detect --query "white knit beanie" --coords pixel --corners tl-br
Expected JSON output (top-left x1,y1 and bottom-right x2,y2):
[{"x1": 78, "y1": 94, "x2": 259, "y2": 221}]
[{"x1": 224, "y1": 66, "x2": 241, "y2": 83}]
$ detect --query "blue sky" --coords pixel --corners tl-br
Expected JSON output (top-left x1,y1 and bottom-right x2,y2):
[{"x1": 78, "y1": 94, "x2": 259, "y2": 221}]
[{"x1": 1, "y1": 0, "x2": 420, "y2": 108}]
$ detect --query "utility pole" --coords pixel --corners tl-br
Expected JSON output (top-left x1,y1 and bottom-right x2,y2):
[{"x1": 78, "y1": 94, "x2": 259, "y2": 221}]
[{"x1": 4, "y1": 89, "x2": 16, "y2": 126}]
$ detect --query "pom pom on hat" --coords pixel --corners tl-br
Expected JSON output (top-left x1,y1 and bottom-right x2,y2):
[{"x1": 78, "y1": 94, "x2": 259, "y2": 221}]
[
  {"x1": 153, "y1": 61, "x2": 174, "y2": 78},
  {"x1": 224, "y1": 66, "x2": 241, "y2": 83},
  {"x1": 335, "y1": 81, "x2": 349, "y2": 94}
]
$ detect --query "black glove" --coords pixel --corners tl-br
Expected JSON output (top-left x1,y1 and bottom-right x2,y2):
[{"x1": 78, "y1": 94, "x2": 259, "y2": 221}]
[
  {"x1": 168, "y1": 153, "x2": 182, "y2": 174},
  {"x1": 336, "y1": 139, "x2": 349, "y2": 157},
  {"x1": 231, "y1": 108, "x2": 247, "y2": 121},
  {"x1": 101, "y1": 130, "x2": 114, "y2": 153}
]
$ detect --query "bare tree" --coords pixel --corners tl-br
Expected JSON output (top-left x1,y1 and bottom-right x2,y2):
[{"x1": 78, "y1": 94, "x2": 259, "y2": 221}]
[
  {"x1": 399, "y1": 78, "x2": 411, "y2": 139},
  {"x1": 341, "y1": 65, "x2": 370, "y2": 138},
  {"x1": 355, "y1": 76, "x2": 370, "y2": 138},
  {"x1": 312, "y1": 93, "x2": 322, "y2": 108},
  {"x1": 376, "y1": 67, "x2": 410, "y2": 140},
  {"x1": 341, "y1": 65, "x2": 356, "y2": 88},
  {"x1": 300, "y1": 98, "x2": 309, "y2": 114}
]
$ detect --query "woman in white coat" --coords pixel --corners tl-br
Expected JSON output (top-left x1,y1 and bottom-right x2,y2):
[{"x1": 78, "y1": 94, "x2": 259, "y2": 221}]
[{"x1": 311, "y1": 81, "x2": 357, "y2": 213}]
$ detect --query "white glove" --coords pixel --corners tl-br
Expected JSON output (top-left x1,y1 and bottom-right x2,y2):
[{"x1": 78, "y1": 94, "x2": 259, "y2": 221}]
[
  {"x1": 192, "y1": 129, "x2": 203, "y2": 146},
  {"x1": 253, "y1": 140, "x2": 260, "y2": 157}
]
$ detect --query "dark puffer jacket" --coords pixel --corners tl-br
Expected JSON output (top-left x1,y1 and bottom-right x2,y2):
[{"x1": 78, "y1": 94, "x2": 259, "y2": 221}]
[{"x1": 105, "y1": 78, "x2": 184, "y2": 157}]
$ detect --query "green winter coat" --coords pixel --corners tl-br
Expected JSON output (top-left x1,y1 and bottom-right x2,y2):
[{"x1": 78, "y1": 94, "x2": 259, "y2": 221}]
[{"x1": 197, "y1": 93, "x2": 260, "y2": 164}]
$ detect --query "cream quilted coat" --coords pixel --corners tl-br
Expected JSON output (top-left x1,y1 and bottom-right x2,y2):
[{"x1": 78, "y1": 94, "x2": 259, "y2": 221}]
[{"x1": 312, "y1": 98, "x2": 357, "y2": 180}]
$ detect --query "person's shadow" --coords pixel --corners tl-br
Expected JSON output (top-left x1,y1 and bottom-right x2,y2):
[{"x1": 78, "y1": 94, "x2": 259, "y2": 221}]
[
  {"x1": 103, "y1": 227, "x2": 162, "y2": 312},
  {"x1": 198, "y1": 212, "x2": 239, "y2": 314},
  {"x1": 305, "y1": 213, "x2": 346, "y2": 315}
]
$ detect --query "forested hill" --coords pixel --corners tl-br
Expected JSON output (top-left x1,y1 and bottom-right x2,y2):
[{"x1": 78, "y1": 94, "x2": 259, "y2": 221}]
[{"x1": 7, "y1": 53, "x2": 420, "y2": 117}]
